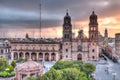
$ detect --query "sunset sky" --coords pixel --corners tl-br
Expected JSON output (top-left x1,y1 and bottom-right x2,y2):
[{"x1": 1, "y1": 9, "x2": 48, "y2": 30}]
[{"x1": 0, "y1": 0, "x2": 120, "y2": 38}]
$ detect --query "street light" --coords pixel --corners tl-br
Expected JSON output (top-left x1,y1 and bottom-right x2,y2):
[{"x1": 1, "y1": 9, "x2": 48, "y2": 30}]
[{"x1": 112, "y1": 72, "x2": 117, "y2": 80}]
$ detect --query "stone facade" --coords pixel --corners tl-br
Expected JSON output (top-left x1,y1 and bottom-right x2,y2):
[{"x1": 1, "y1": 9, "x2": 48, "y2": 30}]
[{"x1": 10, "y1": 40, "x2": 61, "y2": 61}]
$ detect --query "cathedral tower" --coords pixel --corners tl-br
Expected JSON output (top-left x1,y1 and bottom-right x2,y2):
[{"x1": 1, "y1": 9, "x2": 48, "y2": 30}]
[
  {"x1": 63, "y1": 11, "x2": 72, "y2": 42},
  {"x1": 62, "y1": 11, "x2": 72, "y2": 60},
  {"x1": 88, "y1": 11, "x2": 99, "y2": 61},
  {"x1": 89, "y1": 11, "x2": 98, "y2": 44}
]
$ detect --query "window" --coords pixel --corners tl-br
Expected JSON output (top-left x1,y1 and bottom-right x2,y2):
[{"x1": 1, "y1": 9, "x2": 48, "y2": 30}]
[
  {"x1": 92, "y1": 49, "x2": 95, "y2": 52},
  {"x1": 66, "y1": 49, "x2": 68, "y2": 52},
  {"x1": 92, "y1": 35, "x2": 93, "y2": 38},
  {"x1": 1, "y1": 49, "x2": 3, "y2": 53}
]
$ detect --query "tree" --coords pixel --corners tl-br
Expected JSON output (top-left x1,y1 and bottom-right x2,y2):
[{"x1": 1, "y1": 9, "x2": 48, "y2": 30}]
[
  {"x1": 61, "y1": 68, "x2": 88, "y2": 80},
  {"x1": 27, "y1": 76, "x2": 35, "y2": 80},
  {"x1": 83, "y1": 63, "x2": 96, "y2": 77},
  {"x1": 11, "y1": 60, "x2": 16, "y2": 68},
  {"x1": 37, "y1": 68, "x2": 61, "y2": 80},
  {"x1": 37, "y1": 61, "x2": 95, "y2": 80},
  {"x1": 0, "y1": 57, "x2": 8, "y2": 71},
  {"x1": 53, "y1": 60, "x2": 74, "y2": 70},
  {"x1": 7, "y1": 65, "x2": 14, "y2": 73}
]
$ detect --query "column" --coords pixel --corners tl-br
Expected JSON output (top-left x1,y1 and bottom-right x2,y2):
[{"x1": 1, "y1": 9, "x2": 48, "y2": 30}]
[
  {"x1": 29, "y1": 53, "x2": 31, "y2": 60},
  {"x1": 17, "y1": 72, "x2": 22, "y2": 80},
  {"x1": 11, "y1": 52, "x2": 14, "y2": 60},
  {"x1": 18, "y1": 53, "x2": 20, "y2": 59},
  {"x1": 43, "y1": 53, "x2": 45, "y2": 62},
  {"x1": 55, "y1": 53, "x2": 58, "y2": 61},
  {"x1": 23, "y1": 52, "x2": 25, "y2": 59},
  {"x1": 36, "y1": 53, "x2": 39, "y2": 61},
  {"x1": 49, "y1": 53, "x2": 51, "y2": 61},
  {"x1": 27, "y1": 73, "x2": 31, "y2": 77}
]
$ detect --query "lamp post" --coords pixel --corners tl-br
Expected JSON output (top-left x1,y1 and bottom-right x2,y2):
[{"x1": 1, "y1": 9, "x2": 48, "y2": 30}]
[{"x1": 112, "y1": 72, "x2": 116, "y2": 80}]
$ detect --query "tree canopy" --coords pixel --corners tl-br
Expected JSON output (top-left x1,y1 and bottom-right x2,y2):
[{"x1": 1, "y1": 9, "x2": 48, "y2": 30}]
[{"x1": 34, "y1": 60, "x2": 96, "y2": 80}]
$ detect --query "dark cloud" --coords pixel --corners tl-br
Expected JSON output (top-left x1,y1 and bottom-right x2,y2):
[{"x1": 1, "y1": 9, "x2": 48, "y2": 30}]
[{"x1": 0, "y1": 0, "x2": 119, "y2": 29}]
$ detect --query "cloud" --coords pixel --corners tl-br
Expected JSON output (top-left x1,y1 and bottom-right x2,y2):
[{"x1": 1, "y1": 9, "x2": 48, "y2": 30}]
[{"x1": 0, "y1": 0, "x2": 120, "y2": 38}]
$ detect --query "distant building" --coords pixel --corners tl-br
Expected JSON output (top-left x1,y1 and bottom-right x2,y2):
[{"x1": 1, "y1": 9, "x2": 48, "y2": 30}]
[
  {"x1": 104, "y1": 28, "x2": 108, "y2": 38},
  {"x1": 115, "y1": 33, "x2": 120, "y2": 59},
  {"x1": 0, "y1": 40, "x2": 11, "y2": 58},
  {"x1": 105, "y1": 42, "x2": 115, "y2": 59}
]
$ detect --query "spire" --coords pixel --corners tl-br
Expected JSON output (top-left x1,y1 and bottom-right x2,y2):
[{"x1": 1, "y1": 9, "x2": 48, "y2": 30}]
[
  {"x1": 66, "y1": 9, "x2": 69, "y2": 16},
  {"x1": 92, "y1": 11, "x2": 95, "y2": 14}
]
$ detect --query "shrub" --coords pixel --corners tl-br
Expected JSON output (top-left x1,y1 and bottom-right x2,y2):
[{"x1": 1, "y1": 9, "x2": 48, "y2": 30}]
[
  {"x1": 11, "y1": 60, "x2": 16, "y2": 68},
  {"x1": 0, "y1": 71, "x2": 15, "y2": 77},
  {"x1": 7, "y1": 65, "x2": 14, "y2": 73}
]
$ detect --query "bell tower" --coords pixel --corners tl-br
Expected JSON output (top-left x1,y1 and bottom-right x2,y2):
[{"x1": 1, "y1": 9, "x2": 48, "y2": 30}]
[
  {"x1": 88, "y1": 11, "x2": 99, "y2": 61},
  {"x1": 62, "y1": 10, "x2": 72, "y2": 60},
  {"x1": 63, "y1": 10, "x2": 72, "y2": 42},
  {"x1": 89, "y1": 11, "x2": 98, "y2": 44}
]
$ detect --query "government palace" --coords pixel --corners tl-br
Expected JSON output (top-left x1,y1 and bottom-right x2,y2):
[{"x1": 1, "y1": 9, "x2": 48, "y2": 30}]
[{"x1": 10, "y1": 11, "x2": 100, "y2": 62}]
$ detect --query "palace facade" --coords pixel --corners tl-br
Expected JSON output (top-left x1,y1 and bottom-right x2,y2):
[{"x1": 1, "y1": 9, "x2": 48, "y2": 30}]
[{"x1": 10, "y1": 11, "x2": 100, "y2": 62}]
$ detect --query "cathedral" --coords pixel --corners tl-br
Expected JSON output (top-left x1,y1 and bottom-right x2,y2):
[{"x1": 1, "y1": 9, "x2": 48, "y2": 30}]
[
  {"x1": 10, "y1": 11, "x2": 100, "y2": 62},
  {"x1": 62, "y1": 11, "x2": 99, "y2": 61}
]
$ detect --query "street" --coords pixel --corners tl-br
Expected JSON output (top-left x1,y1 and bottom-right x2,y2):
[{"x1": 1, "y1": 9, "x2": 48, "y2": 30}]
[{"x1": 94, "y1": 57, "x2": 120, "y2": 80}]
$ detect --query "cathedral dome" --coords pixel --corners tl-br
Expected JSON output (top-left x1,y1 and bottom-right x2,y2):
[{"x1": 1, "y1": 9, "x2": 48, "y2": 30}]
[
  {"x1": 16, "y1": 60, "x2": 43, "y2": 72},
  {"x1": 64, "y1": 11, "x2": 71, "y2": 21},
  {"x1": 90, "y1": 11, "x2": 97, "y2": 19}
]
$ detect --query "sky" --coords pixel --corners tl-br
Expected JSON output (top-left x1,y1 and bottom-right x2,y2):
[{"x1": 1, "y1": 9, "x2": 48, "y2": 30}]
[{"x1": 0, "y1": 0, "x2": 120, "y2": 38}]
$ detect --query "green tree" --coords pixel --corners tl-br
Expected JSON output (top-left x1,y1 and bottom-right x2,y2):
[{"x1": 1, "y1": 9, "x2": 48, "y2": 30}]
[
  {"x1": 0, "y1": 57, "x2": 8, "y2": 71},
  {"x1": 83, "y1": 63, "x2": 96, "y2": 77},
  {"x1": 11, "y1": 60, "x2": 16, "y2": 68},
  {"x1": 53, "y1": 60, "x2": 73, "y2": 70},
  {"x1": 61, "y1": 68, "x2": 88, "y2": 80},
  {"x1": 7, "y1": 65, "x2": 14, "y2": 73},
  {"x1": 27, "y1": 76, "x2": 35, "y2": 80},
  {"x1": 37, "y1": 68, "x2": 61, "y2": 80}
]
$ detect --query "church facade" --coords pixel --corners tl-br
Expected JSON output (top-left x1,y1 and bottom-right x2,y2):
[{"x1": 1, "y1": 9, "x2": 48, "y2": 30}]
[{"x1": 10, "y1": 11, "x2": 100, "y2": 61}]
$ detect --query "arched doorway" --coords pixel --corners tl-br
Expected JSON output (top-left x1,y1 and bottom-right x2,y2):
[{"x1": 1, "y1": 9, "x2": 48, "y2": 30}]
[
  {"x1": 22, "y1": 74, "x2": 27, "y2": 80},
  {"x1": 25, "y1": 53, "x2": 29, "y2": 60},
  {"x1": 39, "y1": 53, "x2": 43, "y2": 61},
  {"x1": 19, "y1": 52, "x2": 23, "y2": 58},
  {"x1": 45, "y1": 53, "x2": 49, "y2": 61},
  {"x1": 77, "y1": 54, "x2": 82, "y2": 60},
  {"x1": 14, "y1": 52, "x2": 18, "y2": 60},
  {"x1": 31, "y1": 53, "x2": 37, "y2": 61},
  {"x1": 51, "y1": 53, "x2": 56, "y2": 61}
]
